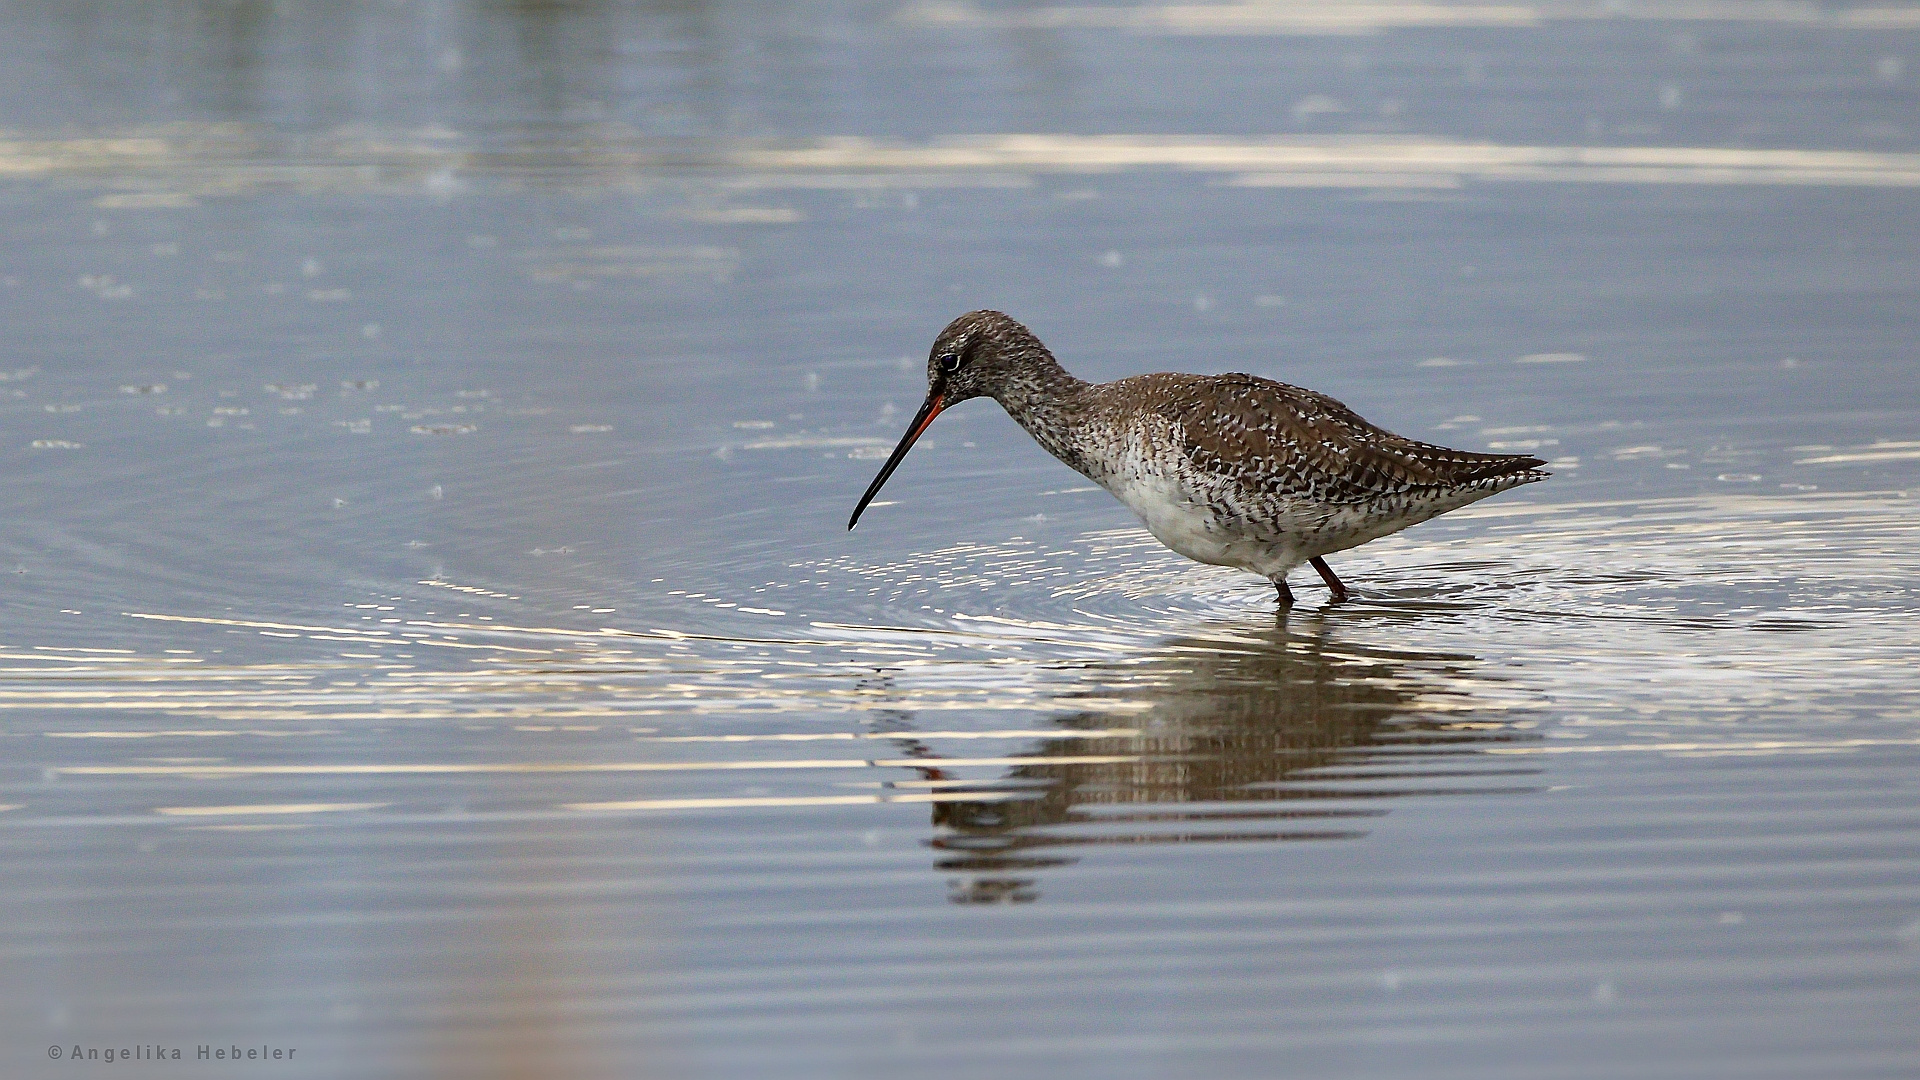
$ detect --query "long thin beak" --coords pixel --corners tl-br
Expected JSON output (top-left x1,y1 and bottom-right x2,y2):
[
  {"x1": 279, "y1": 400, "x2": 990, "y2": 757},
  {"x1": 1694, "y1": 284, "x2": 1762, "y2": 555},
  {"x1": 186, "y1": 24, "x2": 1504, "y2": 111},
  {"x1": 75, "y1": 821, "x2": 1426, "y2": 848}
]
[{"x1": 848, "y1": 385, "x2": 946, "y2": 529}]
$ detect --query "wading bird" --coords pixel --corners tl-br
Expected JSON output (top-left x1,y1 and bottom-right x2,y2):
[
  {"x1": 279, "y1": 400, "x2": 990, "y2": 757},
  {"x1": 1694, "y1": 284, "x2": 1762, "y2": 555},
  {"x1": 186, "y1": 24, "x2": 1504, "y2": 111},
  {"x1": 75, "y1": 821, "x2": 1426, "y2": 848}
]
[{"x1": 848, "y1": 311, "x2": 1547, "y2": 605}]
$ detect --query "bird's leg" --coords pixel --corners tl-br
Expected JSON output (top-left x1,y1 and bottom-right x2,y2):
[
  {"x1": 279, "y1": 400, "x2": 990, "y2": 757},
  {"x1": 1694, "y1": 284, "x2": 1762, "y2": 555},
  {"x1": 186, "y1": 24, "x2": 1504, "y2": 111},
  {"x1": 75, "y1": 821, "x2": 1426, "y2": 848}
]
[
  {"x1": 1309, "y1": 557, "x2": 1350, "y2": 602},
  {"x1": 1273, "y1": 577, "x2": 1295, "y2": 607}
]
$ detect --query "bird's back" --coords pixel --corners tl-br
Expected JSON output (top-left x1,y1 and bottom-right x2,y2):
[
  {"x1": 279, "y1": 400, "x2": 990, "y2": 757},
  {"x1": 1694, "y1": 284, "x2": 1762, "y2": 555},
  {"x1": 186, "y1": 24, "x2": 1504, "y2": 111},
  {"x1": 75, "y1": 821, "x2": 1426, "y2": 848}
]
[{"x1": 1054, "y1": 372, "x2": 1547, "y2": 572}]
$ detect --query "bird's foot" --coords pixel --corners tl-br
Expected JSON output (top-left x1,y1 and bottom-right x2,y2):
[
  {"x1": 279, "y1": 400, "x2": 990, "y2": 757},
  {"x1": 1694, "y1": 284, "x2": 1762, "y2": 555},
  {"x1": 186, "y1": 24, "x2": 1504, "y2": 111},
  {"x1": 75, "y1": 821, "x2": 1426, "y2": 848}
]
[{"x1": 1273, "y1": 579, "x2": 1295, "y2": 607}]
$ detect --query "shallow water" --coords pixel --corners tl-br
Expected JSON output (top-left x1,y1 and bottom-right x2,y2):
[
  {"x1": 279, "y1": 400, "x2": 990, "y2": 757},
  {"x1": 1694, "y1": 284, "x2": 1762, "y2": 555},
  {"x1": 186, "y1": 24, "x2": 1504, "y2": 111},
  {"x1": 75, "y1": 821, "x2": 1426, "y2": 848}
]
[{"x1": 4, "y1": 3, "x2": 1920, "y2": 1078}]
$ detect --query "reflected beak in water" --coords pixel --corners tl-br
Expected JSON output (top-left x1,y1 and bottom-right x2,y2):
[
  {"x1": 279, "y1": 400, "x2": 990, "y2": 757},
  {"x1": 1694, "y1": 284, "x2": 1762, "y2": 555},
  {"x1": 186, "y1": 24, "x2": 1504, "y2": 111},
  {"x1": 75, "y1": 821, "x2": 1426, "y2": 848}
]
[{"x1": 847, "y1": 383, "x2": 946, "y2": 529}]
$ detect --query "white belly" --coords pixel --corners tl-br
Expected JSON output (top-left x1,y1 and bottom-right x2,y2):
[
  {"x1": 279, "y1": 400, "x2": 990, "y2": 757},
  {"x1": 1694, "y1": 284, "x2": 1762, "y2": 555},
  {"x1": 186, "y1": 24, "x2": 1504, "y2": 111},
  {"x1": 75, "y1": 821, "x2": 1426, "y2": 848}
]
[
  {"x1": 1097, "y1": 461, "x2": 1499, "y2": 581},
  {"x1": 1103, "y1": 472, "x2": 1310, "y2": 579}
]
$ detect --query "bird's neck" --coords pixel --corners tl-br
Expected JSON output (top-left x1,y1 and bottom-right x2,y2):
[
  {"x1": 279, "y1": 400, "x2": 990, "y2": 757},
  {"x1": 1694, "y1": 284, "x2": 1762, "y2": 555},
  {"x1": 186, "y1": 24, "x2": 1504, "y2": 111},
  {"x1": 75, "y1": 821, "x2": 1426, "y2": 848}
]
[{"x1": 991, "y1": 352, "x2": 1097, "y2": 475}]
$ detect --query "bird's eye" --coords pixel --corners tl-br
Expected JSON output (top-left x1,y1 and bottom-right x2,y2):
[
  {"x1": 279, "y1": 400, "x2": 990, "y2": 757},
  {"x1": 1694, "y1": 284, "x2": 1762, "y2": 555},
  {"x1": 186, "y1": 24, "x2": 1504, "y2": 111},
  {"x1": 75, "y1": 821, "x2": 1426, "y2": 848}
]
[{"x1": 939, "y1": 334, "x2": 984, "y2": 376}]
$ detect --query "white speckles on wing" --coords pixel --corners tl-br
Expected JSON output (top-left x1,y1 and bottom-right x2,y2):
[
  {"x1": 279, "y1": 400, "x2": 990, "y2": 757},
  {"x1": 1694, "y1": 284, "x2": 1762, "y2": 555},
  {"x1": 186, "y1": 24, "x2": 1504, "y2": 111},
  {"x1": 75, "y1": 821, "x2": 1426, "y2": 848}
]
[{"x1": 1053, "y1": 372, "x2": 1548, "y2": 579}]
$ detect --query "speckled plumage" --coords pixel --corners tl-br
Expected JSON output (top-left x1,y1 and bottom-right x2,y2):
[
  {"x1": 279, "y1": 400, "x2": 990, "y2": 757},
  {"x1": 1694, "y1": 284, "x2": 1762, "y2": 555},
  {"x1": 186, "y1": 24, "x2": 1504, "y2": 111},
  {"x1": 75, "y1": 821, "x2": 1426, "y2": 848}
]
[{"x1": 850, "y1": 310, "x2": 1548, "y2": 604}]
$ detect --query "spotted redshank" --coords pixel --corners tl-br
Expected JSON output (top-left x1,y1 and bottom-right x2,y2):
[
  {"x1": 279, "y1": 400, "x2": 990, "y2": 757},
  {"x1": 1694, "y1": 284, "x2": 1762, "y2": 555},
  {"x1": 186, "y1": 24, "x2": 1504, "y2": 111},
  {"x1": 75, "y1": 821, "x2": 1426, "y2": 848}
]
[{"x1": 848, "y1": 311, "x2": 1548, "y2": 605}]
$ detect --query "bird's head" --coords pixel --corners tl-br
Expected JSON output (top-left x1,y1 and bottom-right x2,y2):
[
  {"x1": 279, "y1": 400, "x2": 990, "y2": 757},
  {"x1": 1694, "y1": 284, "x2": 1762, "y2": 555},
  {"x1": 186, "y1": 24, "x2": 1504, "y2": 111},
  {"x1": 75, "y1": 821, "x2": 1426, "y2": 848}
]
[
  {"x1": 848, "y1": 310, "x2": 1047, "y2": 530},
  {"x1": 920, "y1": 309, "x2": 1045, "y2": 407}
]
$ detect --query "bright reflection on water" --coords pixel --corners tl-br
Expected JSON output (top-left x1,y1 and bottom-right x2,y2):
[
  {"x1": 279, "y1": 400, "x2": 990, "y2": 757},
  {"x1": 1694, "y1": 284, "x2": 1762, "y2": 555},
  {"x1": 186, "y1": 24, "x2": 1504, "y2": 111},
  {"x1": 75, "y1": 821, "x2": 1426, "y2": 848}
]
[{"x1": 3, "y1": 1, "x2": 1920, "y2": 1078}]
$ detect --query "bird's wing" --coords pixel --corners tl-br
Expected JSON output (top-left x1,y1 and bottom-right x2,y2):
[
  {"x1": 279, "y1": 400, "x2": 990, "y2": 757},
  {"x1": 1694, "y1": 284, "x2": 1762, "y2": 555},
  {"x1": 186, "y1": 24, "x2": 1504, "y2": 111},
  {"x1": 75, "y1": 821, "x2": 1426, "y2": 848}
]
[{"x1": 1149, "y1": 373, "x2": 1543, "y2": 505}]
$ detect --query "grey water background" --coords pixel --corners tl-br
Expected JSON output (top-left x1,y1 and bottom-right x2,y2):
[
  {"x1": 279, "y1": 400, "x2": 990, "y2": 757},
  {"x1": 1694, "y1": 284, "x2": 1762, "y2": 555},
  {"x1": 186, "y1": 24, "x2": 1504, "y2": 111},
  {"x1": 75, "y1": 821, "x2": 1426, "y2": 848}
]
[{"x1": 4, "y1": 2, "x2": 1920, "y2": 1077}]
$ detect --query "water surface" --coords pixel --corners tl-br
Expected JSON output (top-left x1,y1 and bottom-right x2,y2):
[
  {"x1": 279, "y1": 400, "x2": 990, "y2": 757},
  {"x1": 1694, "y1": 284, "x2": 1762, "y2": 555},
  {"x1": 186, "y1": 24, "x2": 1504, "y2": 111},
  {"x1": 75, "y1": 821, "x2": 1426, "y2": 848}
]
[{"x1": 4, "y1": 3, "x2": 1919, "y2": 1077}]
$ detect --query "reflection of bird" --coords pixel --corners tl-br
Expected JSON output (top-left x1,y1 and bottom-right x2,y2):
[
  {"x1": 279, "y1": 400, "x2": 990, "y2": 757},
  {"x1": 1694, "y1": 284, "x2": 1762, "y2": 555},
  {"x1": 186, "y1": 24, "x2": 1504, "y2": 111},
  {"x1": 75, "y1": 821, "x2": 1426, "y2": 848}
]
[
  {"x1": 850, "y1": 310, "x2": 1548, "y2": 605},
  {"x1": 884, "y1": 616, "x2": 1540, "y2": 904}
]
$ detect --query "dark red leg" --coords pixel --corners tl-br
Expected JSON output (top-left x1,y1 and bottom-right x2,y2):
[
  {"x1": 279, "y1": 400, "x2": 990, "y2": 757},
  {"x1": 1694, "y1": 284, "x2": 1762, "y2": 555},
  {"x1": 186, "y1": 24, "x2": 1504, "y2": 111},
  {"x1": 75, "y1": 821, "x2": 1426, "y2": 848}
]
[
  {"x1": 1310, "y1": 557, "x2": 1349, "y2": 601},
  {"x1": 1273, "y1": 578, "x2": 1295, "y2": 607}
]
